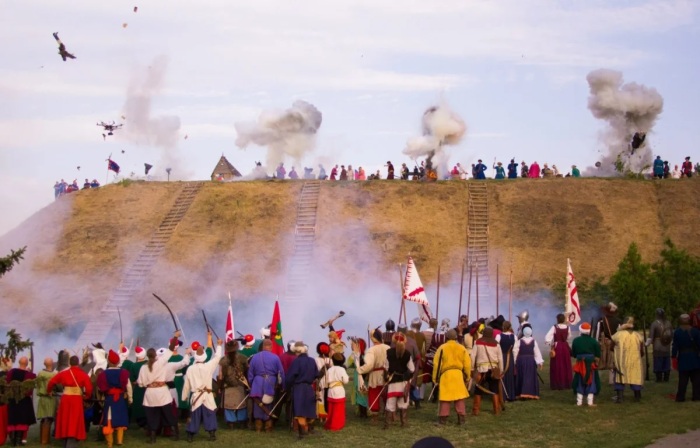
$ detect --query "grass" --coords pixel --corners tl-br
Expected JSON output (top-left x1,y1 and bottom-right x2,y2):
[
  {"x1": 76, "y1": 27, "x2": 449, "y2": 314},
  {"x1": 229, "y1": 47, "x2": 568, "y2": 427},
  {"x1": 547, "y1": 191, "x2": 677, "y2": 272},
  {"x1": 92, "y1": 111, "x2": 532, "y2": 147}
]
[{"x1": 26, "y1": 364, "x2": 700, "y2": 448}]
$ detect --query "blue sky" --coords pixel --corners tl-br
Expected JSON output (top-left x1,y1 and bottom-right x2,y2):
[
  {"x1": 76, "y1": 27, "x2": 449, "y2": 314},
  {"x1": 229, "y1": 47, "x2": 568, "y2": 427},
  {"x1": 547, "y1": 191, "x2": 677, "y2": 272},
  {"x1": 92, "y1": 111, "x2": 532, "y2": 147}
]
[{"x1": 1, "y1": 0, "x2": 699, "y2": 235}]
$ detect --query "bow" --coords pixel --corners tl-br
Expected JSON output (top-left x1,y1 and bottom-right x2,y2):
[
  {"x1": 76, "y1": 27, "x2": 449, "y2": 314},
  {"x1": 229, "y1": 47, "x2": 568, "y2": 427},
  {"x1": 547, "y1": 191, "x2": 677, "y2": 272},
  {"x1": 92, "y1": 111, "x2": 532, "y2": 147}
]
[
  {"x1": 152, "y1": 293, "x2": 179, "y2": 332},
  {"x1": 201, "y1": 310, "x2": 221, "y2": 341},
  {"x1": 117, "y1": 307, "x2": 123, "y2": 344}
]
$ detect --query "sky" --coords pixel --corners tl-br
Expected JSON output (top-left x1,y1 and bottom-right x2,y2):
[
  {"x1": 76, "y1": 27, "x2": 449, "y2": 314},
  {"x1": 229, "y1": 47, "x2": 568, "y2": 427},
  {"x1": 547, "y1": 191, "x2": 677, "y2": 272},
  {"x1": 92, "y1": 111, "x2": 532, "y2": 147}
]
[{"x1": 1, "y1": 0, "x2": 699, "y2": 236}]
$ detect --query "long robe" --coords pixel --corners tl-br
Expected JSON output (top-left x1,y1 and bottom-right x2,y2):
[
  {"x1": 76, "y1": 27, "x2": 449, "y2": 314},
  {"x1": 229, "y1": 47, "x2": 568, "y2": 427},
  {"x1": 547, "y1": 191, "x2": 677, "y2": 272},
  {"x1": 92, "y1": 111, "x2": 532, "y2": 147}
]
[
  {"x1": 513, "y1": 337, "x2": 543, "y2": 399},
  {"x1": 285, "y1": 353, "x2": 319, "y2": 419},
  {"x1": 122, "y1": 359, "x2": 146, "y2": 422},
  {"x1": 612, "y1": 329, "x2": 644, "y2": 386},
  {"x1": 46, "y1": 366, "x2": 93, "y2": 440},
  {"x1": 182, "y1": 347, "x2": 222, "y2": 433},
  {"x1": 6, "y1": 368, "x2": 36, "y2": 430},
  {"x1": 346, "y1": 353, "x2": 368, "y2": 408},
  {"x1": 247, "y1": 350, "x2": 285, "y2": 420},
  {"x1": 35, "y1": 369, "x2": 58, "y2": 419},
  {"x1": 499, "y1": 333, "x2": 516, "y2": 401},
  {"x1": 546, "y1": 324, "x2": 573, "y2": 390},
  {"x1": 97, "y1": 368, "x2": 131, "y2": 428},
  {"x1": 219, "y1": 352, "x2": 249, "y2": 411},
  {"x1": 432, "y1": 340, "x2": 471, "y2": 402}
]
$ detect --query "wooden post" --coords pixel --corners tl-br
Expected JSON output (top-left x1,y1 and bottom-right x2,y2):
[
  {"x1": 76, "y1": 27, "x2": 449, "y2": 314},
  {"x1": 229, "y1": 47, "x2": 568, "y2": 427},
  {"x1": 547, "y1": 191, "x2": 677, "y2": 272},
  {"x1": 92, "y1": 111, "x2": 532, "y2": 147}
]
[
  {"x1": 457, "y1": 258, "x2": 465, "y2": 321},
  {"x1": 475, "y1": 264, "x2": 480, "y2": 320},
  {"x1": 398, "y1": 264, "x2": 405, "y2": 325},
  {"x1": 509, "y1": 267, "x2": 513, "y2": 322},
  {"x1": 466, "y1": 261, "x2": 473, "y2": 321},
  {"x1": 496, "y1": 263, "x2": 500, "y2": 316},
  {"x1": 435, "y1": 264, "x2": 441, "y2": 321}
]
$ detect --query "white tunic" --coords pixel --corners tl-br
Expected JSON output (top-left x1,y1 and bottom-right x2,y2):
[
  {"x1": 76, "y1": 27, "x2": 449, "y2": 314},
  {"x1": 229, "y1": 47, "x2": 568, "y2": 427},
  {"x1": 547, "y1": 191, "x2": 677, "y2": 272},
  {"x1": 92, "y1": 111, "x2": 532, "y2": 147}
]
[
  {"x1": 326, "y1": 366, "x2": 349, "y2": 399},
  {"x1": 182, "y1": 346, "x2": 223, "y2": 412},
  {"x1": 137, "y1": 349, "x2": 175, "y2": 407}
]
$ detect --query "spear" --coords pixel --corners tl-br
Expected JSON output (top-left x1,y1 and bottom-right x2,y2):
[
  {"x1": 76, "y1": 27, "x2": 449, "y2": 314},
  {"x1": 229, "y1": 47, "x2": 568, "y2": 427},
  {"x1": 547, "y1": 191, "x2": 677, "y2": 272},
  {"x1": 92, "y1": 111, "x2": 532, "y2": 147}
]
[
  {"x1": 496, "y1": 264, "x2": 500, "y2": 316},
  {"x1": 435, "y1": 264, "x2": 441, "y2": 321},
  {"x1": 475, "y1": 263, "x2": 480, "y2": 320},
  {"x1": 509, "y1": 266, "x2": 513, "y2": 322},
  {"x1": 397, "y1": 263, "x2": 405, "y2": 325},
  {"x1": 457, "y1": 258, "x2": 465, "y2": 321},
  {"x1": 466, "y1": 260, "x2": 473, "y2": 320}
]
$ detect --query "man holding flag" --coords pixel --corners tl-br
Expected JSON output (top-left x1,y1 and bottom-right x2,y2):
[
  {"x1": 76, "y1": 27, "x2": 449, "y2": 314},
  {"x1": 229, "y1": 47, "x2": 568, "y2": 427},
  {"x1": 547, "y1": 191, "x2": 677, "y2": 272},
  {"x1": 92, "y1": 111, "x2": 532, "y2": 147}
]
[
  {"x1": 219, "y1": 297, "x2": 250, "y2": 429},
  {"x1": 565, "y1": 259, "x2": 582, "y2": 326}
]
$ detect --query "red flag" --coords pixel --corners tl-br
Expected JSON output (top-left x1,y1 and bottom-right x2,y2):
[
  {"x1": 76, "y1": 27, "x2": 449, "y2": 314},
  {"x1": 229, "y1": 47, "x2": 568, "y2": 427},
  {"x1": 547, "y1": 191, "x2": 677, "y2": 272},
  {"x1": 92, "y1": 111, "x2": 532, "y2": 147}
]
[
  {"x1": 565, "y1": 259, "x2": 582, "y2": 325},
  {"x1": 225, "y1": 303, "x2": 235, "y2": 342},
  {"x1": 270, "y1": 301, "x2": 284, "y2": 355}
]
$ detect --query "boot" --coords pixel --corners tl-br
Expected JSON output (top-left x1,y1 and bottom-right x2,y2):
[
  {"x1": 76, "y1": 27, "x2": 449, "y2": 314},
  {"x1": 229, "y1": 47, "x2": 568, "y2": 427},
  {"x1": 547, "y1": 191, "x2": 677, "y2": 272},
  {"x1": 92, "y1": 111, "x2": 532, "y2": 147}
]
[
  {"x1": 297, "y1": 422, "x2": 308, "y2": 440},
  {"x1": 663, "y1": 372, "x2": 670, "y2": 382},
  {"x1": 383, "y1": 411, "x2": 393, "y2": 429},
  {"x1": 358, "y1": 405, "x2": 367, "y2": 418},
  {"x1": 615, "y1": 390, "x2": 623, "y2": 404},
  {"x1": 414, "y1": 399, "x2": 421, "y2": 410},
  {"x1": 264, "y1": 419, "x2": 273, "y2": 433},
  {"x1": 116, "y1": 428, "x2": 124, "y2": 446},
  {"x1": 292, "y1": 419, "x2": 299, "y2": 432},
  {"x1": 105, "y1": 432, "x2": 114, "y2": 448},
  {"x1": 655, "y1": 372, "x2": 662, "y2": 383},
  {"x1": 307, "y1": 422, "x2": 316, "y2": 435},
  {"x1": 11, "y1": 431, "x2": 18, "y2": 447},
  {"x1": 399, "y1": 409, "x2": 407, "y2": 427},
  {"x1": 434, "y1": 416, "x2": 447, "y2": 426},
  {"x1": 576, "y1": 393, "x2": 583, "y2": 406},
  {"x1": 255, "y1": 420, "x2": 263, "y2": 433},
  {"x1": 208, "y1": 431, "x2": 216, "y2": 441},
  {"x1": 148, "y1": 431, "x2": 157, "y2": 444},
  {"x1": 472, "y1": 396, "x2": 482, "y2": 416},
  {"x1": 492, "y1": 396, "x2": 501, "y2": 416},
  {"x1": 172, "y1": 424, "x2": 180, "y2": 441},
  {"x1": 587, "y1": 394, "x2": 596, "y2": 407},
  {"x1": 457, "y1": 414, "x2": 466, "y2": 426},
  {"x1": 40, "y1": 421, "x2": 51, "y2": 445},
  {"x1": 634, "y1": 390, "x2": 641, "y2": 402},
  {"x1": 370, "y1": 414, "x2": 379, "y2": 425}
]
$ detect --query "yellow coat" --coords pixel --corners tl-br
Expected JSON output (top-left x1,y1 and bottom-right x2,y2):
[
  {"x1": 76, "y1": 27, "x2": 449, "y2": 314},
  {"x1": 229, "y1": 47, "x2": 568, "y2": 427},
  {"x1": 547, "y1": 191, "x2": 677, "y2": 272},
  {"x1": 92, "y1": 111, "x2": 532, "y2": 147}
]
[
  {"x1": 612, "y1": 329, "x2": 644, "y2": 386},
  {"x1": 432, "y1": 340, "x2": 471, "y2": 401}
]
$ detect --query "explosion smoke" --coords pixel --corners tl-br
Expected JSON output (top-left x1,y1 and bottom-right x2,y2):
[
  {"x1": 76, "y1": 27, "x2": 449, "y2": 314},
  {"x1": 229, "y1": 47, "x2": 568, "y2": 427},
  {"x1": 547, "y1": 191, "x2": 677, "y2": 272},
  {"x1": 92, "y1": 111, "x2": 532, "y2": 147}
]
[
  {"x1": 234, "y1": 100, "x2": 323, "y2": 169},
  {"x1": 586, "y1": 69, "x2": 664, "y2": 176},
  {"x1": 403, "y1": 102, "x2": 466, "y2": 176}
]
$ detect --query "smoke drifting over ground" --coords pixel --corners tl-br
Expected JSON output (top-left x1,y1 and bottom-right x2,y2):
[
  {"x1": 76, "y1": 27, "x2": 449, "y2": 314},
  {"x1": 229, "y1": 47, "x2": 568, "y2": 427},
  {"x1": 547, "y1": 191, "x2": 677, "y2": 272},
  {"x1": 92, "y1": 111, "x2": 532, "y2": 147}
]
[
  {"x1": 120, "y1": 56, "x2": 188, "y2": 179},
  {"x1": 234, "y1": 100, "x2": 323, "y2": 170},
  {"x1": 586, "y1": 69, "x2": 664, "y2": 175},
  {"x1": 403, "y1": 101, "x2": 466, "y2": 176}
]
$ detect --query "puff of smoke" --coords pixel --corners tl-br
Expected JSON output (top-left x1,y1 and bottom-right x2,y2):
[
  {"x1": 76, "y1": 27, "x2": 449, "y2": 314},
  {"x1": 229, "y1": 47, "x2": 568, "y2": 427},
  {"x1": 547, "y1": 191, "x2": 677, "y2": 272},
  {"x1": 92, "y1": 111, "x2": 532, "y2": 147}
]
[
  {"x1": 586, "y1": 69, "x2": 663, "y2": 176},
  {"x1": 403, "y1": 102, "x2": 466, "y2": 176},
  {"x1": 234, "y1": 100, "x2": 323, "y2": 169}
]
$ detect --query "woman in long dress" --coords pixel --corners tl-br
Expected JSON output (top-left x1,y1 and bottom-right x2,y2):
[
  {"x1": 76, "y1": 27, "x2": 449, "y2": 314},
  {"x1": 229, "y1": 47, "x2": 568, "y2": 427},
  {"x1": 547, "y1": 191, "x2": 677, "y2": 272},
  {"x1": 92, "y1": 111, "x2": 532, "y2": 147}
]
[
  {"x1": 514, "y1": 326, "x2": 544, "y2": 399},
  {"x1": 545, "y1": 313, "x2": 573, "y2": 390},
  {"x1": 346, "y1": 338, "x2": 368, "y2": 418},
  {"x1": 499, "y1": 321, "x2": 516, "y2": 402}
]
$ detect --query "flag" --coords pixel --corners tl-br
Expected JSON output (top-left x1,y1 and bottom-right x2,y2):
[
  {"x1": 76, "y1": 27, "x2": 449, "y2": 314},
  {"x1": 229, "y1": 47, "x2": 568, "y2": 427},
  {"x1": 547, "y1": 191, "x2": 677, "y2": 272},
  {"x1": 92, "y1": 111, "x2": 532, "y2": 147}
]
[
  {"x1": 108, "y1": 159, "x2": 120, "y2": 174},
  {"x1": 565, "y1": 258, "x2": 582, "y2": 325},
  {"x1": 403, "y1": 256, "x2": 434, "y2": 323},
  {"x1": 270, "y1": 300, "x2": 284, "y2": 356},
  {"x1": 144, "y1": 163, "x2": 153, "y2": 175},
  {"x1": 225, "y1": 302, "x2": 235, "y2": 343}
]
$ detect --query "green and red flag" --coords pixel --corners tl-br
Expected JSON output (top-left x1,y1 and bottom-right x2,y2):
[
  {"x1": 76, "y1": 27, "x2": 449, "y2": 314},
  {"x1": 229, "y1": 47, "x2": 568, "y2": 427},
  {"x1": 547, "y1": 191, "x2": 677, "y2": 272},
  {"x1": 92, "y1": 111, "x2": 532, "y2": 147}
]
[{"x1": 270, "y1": 300, "x2": 284, "y2": 355}]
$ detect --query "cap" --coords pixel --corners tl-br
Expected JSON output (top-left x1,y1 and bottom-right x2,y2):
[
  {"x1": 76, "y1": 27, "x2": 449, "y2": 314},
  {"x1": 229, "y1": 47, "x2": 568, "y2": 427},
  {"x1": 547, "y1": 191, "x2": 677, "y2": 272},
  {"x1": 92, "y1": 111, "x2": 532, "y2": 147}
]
[
  {"x1": 579, "y1": 322, "x2": 591, "y2": 335},
  {"x1": 108, "y1": 350, "x2": 120, "y2": 365}
]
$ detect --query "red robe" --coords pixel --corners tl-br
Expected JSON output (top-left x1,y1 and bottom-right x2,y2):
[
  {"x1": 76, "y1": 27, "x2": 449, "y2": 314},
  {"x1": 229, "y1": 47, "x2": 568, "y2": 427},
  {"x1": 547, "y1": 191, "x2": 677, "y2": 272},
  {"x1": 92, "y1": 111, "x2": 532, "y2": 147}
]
[{"x1": 47, "y1": 367, "x2": 93, "y2": 440}]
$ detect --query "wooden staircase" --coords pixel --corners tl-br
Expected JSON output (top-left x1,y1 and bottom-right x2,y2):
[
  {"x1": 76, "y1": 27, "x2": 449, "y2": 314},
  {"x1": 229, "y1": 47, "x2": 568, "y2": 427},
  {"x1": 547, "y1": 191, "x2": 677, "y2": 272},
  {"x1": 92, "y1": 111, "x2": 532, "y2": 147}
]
[
  {"x1": 284, "y1": 181, "x2": 321, "y2": 304},
  {"x1": 73, "y1": 182, "x2": 203, "y2": 350},
  {"x1": 467, "y1": 182, "x2": 490, "y2": 315}
]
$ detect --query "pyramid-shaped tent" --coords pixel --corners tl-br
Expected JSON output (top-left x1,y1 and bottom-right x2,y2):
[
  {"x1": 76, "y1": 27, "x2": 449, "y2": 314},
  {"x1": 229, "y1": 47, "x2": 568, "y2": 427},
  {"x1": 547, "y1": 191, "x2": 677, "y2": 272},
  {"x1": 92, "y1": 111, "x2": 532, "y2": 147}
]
[{"x1": 211, "y1": 155, "x2": 242, "y2": 181}]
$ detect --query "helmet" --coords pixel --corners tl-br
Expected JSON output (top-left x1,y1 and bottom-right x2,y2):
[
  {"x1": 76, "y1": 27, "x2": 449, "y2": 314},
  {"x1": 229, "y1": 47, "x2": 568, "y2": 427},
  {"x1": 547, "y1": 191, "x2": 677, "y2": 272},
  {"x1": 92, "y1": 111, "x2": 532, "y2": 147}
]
[
  {"x1": 411, "y1": 318, "x2": 422, "y2": 329},
  {"x1": 517, "y1": 310, "x2": 529, "y2": 322},
  {"x1": 397, "y1": 323, "x2": 408, "y2": 334},
  {"x1": 655, "y1": 308, "x2": 665, "y2": 318},
  {"x1": 385, "y1": 319, "x2": 396, "y2": 332}
]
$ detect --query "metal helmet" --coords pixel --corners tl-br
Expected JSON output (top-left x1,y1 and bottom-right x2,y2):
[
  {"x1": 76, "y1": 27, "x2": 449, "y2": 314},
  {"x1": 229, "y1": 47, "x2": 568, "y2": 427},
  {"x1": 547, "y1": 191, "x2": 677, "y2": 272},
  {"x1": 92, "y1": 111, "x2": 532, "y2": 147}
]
[
  {"x1": 411, "y1": 317, "x2": 422, "y2": 330},
  {"x1": 517, "y1": 310, "x2": 529, "y2": 323},
  {"x1": 385, "y1": 319, "x2": 396, "y2": 332},
  {"x1": 397, "y1": 323, "x2": 408, "y2": 334}
]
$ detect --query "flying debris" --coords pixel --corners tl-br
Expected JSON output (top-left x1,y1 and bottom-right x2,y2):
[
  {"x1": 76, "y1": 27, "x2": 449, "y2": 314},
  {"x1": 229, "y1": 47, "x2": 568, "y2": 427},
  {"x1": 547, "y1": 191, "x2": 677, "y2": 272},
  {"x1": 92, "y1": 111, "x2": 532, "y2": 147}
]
[
  {"x1": 77, "y1": 166, "x2": 81, "y2": 171},
  {"x1": 134, "y1": 6, "x2": 138, "y2": 13},
  {"x1": 144, "y1": 163, "x2": 153, "y2": 175},
  {"x1": 184, "y1": 134, "x2": 188, "y2": 140},
  {"x1": 122, "y1": 23, "x2": 128, "y2": 28},
  {"x1": 52, "y1": 32, "x2": 76, "y2": 61},
  {"x1": 121, "y1": 149, "x2": 126, "y2": 154},
  {"x1": 630, "y1": 132, "x2": 646, "y2": 154},
  {"x1": 97, "y1": 121, "x2": 124, "y2": 139}
]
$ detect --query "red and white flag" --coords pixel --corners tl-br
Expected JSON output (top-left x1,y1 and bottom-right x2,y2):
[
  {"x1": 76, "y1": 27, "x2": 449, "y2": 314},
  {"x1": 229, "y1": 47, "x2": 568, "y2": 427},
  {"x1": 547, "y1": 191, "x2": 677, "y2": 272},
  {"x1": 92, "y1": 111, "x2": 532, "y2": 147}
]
[
  {"x1": 403, "y1": 256, "x2": 434, "y2": 323},
  {"x1": 225, "y1": 293, "x2": 235, "y2": 342},
  {"x1": 565, "y1": 259, "x2": 582, "y2": 325}
]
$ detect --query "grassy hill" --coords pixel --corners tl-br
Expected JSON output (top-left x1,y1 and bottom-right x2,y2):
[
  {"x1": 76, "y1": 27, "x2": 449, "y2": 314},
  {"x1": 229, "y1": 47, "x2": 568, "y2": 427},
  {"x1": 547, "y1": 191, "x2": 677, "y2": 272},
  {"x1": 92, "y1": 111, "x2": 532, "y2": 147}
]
[{"x1": 1, "y1": 177, "x2": 700, "y2": 332}]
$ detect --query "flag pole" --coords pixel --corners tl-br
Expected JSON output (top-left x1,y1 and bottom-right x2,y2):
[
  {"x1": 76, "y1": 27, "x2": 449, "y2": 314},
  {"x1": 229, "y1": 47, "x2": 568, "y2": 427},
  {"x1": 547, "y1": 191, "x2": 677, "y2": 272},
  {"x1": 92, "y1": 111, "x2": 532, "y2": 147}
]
[
  {"x1": 466, "y1": 260, "x2": 473, "y2": 320},
  {"x1": 398, "y1": 263, "x2": 405, "y2": 325},
  {"x1": 106, "y1": 152, "x2": 112, "y2": 185},
  {"x1": 475, "y1": 263, "x2": 480, "y2": 320},
  {"x1": 457, "y1": 258, "x2": 465, "y2": 321},
  {"x1": 509, "y1": 266, "x2": 513, "y2": 322},
  {"x1": 435, "y1": 264, "x2": 441, "y2": 322},
  {"x1": 496, "y1": 263, "x2": 500, "y2": 316}
]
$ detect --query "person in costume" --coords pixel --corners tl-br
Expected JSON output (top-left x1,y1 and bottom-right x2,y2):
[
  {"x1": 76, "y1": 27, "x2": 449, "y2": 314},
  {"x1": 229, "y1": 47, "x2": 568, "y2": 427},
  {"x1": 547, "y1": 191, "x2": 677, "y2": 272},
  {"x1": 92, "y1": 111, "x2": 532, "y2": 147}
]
[
  {"x1": 396, "y1": 323, "x2": 422, "y2": 408},
  {"x1": 382, "y1": 319, "x2": 396, "y2": 345},
  {"x1": 516, "y1": 310, "x2": 531, "y2": 339},
  {"x1": 218, "y1": 340, "x2": 250, "y2": 429},
  {"x1": 406, "y1": 319, "x2": 427, "y2": 404},
  {"x1": 35, "y1": 357, "x2": 58, "y2": 445},
  {"x1": 545, "y1": 313, "x2": 573, "y2": 390},
  {"x1": 471, "y1": 326, "x2": 504, "y2": 415},
  {"x1": 671, "y1": 314, "x2": 700, "y2": 402},
  {"x1": 97, "y1": 350, "x2": 132, "y2": 448},
  {"x1": 285, "y1": 341, "x2": 319, "y2": 439},
  {"x1": 383, "y1": 333, "x2": 414, "y2": 429},
  {"x1": 5, "y1": 356, "x2": 36, "y2": 446},
  {"x1": 238, "y1": 334, "x2": 258, "y2": 358},
  {"x1": 277, "y1": 340, "x2": 296, "y2": 427},
  {"x1": 136, "y1": 334, "x2": 183, "y2": 443},
  {"x1": 183, "y1": 335, "x2": 223, "y2": 442},
  {"x1": 122, "y1": 346, "x2": 147, "y2": 428},
  {"x1": 356, "y1": 329, "x2": 390, "y2": 424},
  {"x1": 324, "y1": 353, "x2": 349, "y2": 431},
  {"x1": 424, "y1": 318, "x2": 447, "y2": 403},
  {"x1": 46, "y1": 355, "x2": 94, "y2": 448},
  {"x1": 571, "y1": 322, "x2": 601, "y2": 406},
  {"x1": 648, "y1": 308, "x2": 673, "y2": 383},
  {"x1": 328, "y1": 330, "x2": 347, "y2": 358},
  {"x1": 514, "y1": 326, "x2": 544, "y2": 400},
  {"x1": 611, "y1": 316, "x2": 645, "y2": 402},
  {"x1": 597, "y1": 302, "x2": 621, "y2": 385},
  {"x1": 168, "y1": 341, "x2": 191, "y2": 422},
  {"x1": 314, "y1": 342, "x2": 332, "y2": 422},
  {"x1": 247, "y1": 339, "x2": 285, "y2": 433},
  {"x1": 346, "y1": 338, "x2": 368, "y2": 418},
  {"x1": 432, "y1": 329, "x2": 471, "y2": 426},
  {"x1": 0, "y1": 357, "x2": 10, "y2": 446},
  {"x1": 499, "y1": 321, "x2": 516, "y2": 403}
]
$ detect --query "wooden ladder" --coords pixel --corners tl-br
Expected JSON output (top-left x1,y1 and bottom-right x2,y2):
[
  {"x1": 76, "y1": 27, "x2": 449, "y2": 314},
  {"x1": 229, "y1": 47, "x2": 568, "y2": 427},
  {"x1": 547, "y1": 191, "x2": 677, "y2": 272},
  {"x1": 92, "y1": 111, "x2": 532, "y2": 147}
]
[{"x1": 467, "y1": 182, "x2": 490, "y2": 313}]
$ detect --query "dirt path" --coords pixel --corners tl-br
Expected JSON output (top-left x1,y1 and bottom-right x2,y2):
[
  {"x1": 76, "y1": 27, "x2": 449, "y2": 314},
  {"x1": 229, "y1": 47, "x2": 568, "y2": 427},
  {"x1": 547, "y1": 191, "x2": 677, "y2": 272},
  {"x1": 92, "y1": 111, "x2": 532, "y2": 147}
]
[{"x1": 647, "y1": 430, "x2": 700, "y2": 447}]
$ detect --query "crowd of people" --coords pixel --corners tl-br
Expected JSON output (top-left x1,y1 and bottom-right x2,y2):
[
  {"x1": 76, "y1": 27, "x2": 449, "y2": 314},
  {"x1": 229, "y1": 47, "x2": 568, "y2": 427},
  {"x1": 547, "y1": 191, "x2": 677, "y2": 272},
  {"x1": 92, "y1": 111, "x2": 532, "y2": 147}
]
[
  {"x1": 1, "y1": 303, "x2": 699, "y2": 447},
  {"x1": 53, "y1": 179, "x2": 100, "y2": 200}
]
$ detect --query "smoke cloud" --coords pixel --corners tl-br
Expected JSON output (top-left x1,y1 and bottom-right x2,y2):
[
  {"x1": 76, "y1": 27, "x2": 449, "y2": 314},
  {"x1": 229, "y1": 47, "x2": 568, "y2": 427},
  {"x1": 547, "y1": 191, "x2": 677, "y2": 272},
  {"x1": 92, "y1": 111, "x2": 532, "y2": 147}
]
[
  {"x1": 586, "y1": 69, "x2": 664, "y2": 176},
  {"x1": 403, "y1": 102, "x2": 466, "y2": 175},
  {"x1": 234, "y1": 100, "x2": 323, "y2": 169}
]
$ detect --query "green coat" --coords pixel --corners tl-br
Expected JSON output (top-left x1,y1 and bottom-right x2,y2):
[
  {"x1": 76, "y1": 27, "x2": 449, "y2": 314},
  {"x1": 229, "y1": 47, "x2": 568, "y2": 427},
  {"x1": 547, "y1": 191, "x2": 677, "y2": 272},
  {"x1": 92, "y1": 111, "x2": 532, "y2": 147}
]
[
  {"x1": 123, "y1": 359, "x2": 147, "y2": 421},
  {"x1": 571, "y1": 335, "x2": 601, "y2": 395},
  {"x1": 35, "y1": 369, "x2": 58, "y2": 419}
]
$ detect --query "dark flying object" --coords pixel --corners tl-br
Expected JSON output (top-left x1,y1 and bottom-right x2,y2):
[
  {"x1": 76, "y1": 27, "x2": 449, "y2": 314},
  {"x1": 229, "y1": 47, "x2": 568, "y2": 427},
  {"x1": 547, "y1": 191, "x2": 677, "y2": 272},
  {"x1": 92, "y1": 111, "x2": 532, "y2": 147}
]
[{"x1": 53, "y1": 32, "x2": 76, "y2": 61}]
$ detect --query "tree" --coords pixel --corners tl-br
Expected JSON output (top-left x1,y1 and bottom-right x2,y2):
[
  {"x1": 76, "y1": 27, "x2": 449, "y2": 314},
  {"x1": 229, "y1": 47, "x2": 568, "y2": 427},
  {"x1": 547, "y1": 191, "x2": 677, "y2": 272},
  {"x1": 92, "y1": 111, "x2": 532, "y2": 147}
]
[
  {"x1": 0, "y1": 329, "x2": 33, "y2": 364},
  {"x1": 0, "y1": 246, "x2": 26, "y2": 278},
  {"x1": 650, "y1": 239, "x2": 700, "y2": 321},
  {"x1": 608, "y1": 243, "x2": 654, "y2": 321}
]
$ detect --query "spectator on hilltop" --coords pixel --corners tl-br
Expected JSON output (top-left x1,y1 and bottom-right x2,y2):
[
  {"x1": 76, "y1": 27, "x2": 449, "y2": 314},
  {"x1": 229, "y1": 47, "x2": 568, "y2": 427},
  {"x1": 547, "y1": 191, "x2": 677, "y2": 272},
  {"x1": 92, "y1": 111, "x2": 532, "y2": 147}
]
[
  {"x1": 475, "y1": 159, "x2": 487, "y2": 179},
  {"x1": 507, "y1": 159, "x2": 518, "y2": 179},
  {"x1": 289, "y1": 167, "x2": 299, "y2": 180},
  {"x1": 402, "y1": 163, "x2": 410, "y2": 180},
  {"x1": 571, "y1": 165, "x2": 581, "y2": 178},
  {"x1": 450, "y1": 165, "x2": 460, "y2": 180},
  {"x1": 521, "y1": 161, "x2": 529, "y2": 178},
  {"x1": 90, "y1": 179, "x2": 100, "y2": 188},
  {"x1": 542, "y1": 163, "x2": 553, "y2": 178},
  {"x1": 457, "y1": 163, "x2": 468, "y2": 180},
  {"x1": 653, "y1": 156, "x2": 664, "y2": 179},
  {"x1": 348, "y1": 164, "x2": 355, "y2": 180},
  {"x1": 303, "y1": 167, "x2": 314, "y2": 179},
  {"x1": 412, "y1": 165, "x2": 420, "y2": 181},
  {"x1": 493, "y1": 162, "x2": 505, "y2": 179},
  {"x1": 528, "y1": 161, "x2": 541, "y2": 178},
  {"x1": 671, "y1": 164, "x2": 681, "y2": 179},
  {"x1": 357, "y1": 166, "x2": 366, "y2": 180},
  {"x1": 386, "y1": 161, "x2": 395, "y2": 179},
  {"x1": 681, "y1": 157, "x2": 693, "y2": 178},
  {"x1": 340, "y1": 165, "x2": 348, "y2": 180},
  {"x1": 83, "y1": 178, "x2": 91, "y2": 189},
  {"x1": 53, "y1": 181, "x2": 61, "y2": 199},
  {"x1": 318, "y1": 164, "x2": 328, "y2": 180},
  {"x1": 663, "y1": 161, "x2": 670, "y2": 179},
  {"x1": 330, "y1": 165, "x2": 338, "y2": 180},
  {"x1": 276, "y1": 163, "x2": 286, "y2": 179}
]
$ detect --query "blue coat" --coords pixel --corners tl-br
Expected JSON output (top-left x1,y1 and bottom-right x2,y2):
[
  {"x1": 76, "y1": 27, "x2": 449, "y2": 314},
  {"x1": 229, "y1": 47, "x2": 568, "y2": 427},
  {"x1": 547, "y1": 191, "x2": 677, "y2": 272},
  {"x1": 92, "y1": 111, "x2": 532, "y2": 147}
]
[
  {"x1": 475, "y1": 163, "x2": 487, "y2": 179},
  {"x1": 672, "y1": 326, "x2": 700, "y2": 372},
  {"x1": 247, "y1": 350, "x2": 285, "y2": 398},
  {"x1": 285, "y1": 353, "x2": 319, "y2": 418},
  {"x1": 98, "y1": 368, "x2": 130, "y2": 428},
  {"x1": 653, "y1": 158, "x2": 664, "y2": 175}
]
